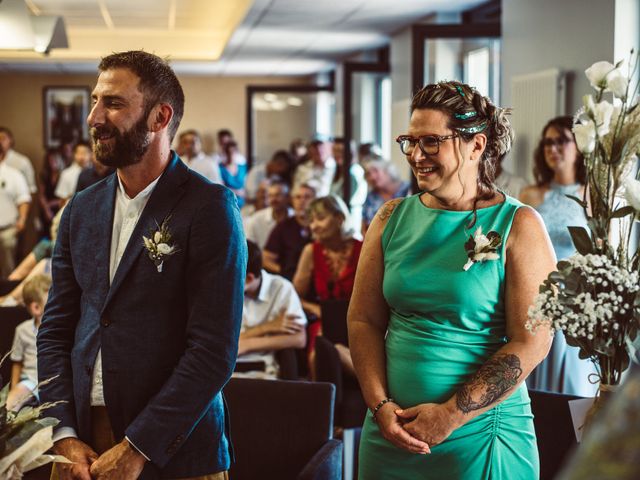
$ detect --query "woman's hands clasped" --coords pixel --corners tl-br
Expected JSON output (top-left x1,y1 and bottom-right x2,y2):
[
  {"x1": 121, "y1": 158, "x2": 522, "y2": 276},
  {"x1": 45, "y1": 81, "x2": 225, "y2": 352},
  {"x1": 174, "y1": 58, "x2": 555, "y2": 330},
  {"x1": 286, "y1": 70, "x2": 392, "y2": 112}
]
[
  {"x1": 395, "y1": 402, "x2": 462, "y2": 448},
  {"x1": 374, "y1": 401, "x2": 431, "y2": 455}
]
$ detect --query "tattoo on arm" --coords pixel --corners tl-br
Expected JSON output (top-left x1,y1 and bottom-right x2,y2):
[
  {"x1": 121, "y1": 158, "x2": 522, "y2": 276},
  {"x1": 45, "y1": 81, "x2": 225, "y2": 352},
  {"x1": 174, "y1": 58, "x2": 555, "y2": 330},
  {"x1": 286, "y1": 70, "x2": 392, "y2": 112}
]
[
  {"x1": 456, "y1": 354, "x2": 522, "y2": 414},
  {"x1": 377, "y1": 198, "x2": 403, "y2": 221}
]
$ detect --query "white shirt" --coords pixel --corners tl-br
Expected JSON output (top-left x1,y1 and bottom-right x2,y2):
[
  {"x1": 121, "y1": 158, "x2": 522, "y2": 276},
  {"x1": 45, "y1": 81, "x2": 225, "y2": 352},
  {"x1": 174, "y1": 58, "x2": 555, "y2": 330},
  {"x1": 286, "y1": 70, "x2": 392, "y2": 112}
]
[
  {"x1": 245, "y1": 163, "x2": 267, "y2": 201},
  {"x1": 243, "y1": 207, "x2": 293, "y2": 250},
  {"x1": 5, "y1": 149, "x2": 36, "y2": 193},
  {"x1": 182, "y1": 152, "x2": 222, "y2": 184},
  {"x1": 53, "y1": 172, "x2": 160, "y2": 450},
  {"x1": 292, "y1": 157, "x2": 336, "y2": 197},
  {"x1": 55, "y1": 163, "x2": 84, "y2": 200},
  {"x1": 0, "y1": 161, "x2": 31, "y2": 227},
  {"x1": 239, "y1": 270, "x2": 306, "y2": 372},
  {"x1": 495, "y1": 169, "x2": 528, "y2": 198}
]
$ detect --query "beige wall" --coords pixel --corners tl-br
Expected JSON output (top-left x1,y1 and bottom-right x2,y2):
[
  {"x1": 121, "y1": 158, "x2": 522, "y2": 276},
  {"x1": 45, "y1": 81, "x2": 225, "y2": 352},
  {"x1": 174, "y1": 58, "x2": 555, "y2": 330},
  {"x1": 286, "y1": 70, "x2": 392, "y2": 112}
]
[{"x1": 0, "y1": 72, "x2": 312, "y2": 173}]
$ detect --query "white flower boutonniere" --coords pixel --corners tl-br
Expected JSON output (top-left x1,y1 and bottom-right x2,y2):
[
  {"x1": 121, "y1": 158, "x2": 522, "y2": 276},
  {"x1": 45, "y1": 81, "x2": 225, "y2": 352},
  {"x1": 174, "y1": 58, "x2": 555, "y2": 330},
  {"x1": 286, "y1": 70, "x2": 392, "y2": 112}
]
[
  {"x1": 463, "y1": 226, "x2": 502, "y2": 271},
  {"x1": 143, "y1": 217, "x2": 178, "y2": 273}
]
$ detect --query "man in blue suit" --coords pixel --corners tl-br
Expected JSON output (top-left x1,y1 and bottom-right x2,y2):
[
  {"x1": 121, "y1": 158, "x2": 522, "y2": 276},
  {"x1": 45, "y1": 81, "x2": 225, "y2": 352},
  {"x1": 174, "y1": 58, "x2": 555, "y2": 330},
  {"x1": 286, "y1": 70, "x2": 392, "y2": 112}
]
[{"x1": 37, "y1": 50, "x2": 246, "y2": 480}]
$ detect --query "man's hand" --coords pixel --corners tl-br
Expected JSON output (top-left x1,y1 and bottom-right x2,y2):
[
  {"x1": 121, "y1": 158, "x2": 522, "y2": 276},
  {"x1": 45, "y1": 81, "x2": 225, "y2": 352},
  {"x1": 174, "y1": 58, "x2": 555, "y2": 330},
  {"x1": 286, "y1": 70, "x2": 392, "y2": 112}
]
[
  {"x1": 374, "y1": 401, "x2": 431, "y2": 455},
  {"x1": 396, "y1": 402, "x2": 463, "y2": 447},
  {"x1": 52, "y1": 438, "x2": 99, "y2": 480},
  {"x1": 268, "y1": 308, "x2": 304, "y2": 334},
  {"x1": 89, "y1": 439, "x2": 146, "y2": 480}
]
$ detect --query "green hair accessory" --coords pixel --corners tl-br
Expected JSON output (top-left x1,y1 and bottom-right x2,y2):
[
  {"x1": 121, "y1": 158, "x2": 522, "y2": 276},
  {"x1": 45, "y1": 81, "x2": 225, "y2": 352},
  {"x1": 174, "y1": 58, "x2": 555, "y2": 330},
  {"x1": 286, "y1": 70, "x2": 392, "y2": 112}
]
[
  {"x1": 457, "y1": 122, "x2": 487, "y2": 134},
  {"x1": 455, "y1": 85, "x2": 465, "y2": 97},
  {"x1": 454, "y1": 111, "x2": 477, "y2": 120}
]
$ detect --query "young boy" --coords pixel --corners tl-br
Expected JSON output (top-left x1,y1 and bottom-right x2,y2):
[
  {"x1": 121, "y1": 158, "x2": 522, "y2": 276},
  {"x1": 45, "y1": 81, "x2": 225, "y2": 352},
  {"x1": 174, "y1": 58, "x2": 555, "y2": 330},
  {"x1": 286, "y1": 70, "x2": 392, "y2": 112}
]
[
  {"x1": 7, "y1": 273, "x2": 51, "y2": 411},
  {"x1": 237, "y1": 240, "x2": 307, "y2": 378}
]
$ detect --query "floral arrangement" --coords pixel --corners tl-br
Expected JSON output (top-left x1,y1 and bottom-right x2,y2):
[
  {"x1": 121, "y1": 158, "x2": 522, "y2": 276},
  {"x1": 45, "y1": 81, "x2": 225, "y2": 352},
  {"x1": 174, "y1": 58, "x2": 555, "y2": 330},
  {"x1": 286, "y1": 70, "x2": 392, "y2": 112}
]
[
  {"x1": 143, "y1": 217, "x2": 178, "y2": 273},
  {"x1": 0, "y1": 356, "x2": 69, "y2": 478},
  {"x1": 527, "y1": 53, "x2": 640, "y2": 389}
]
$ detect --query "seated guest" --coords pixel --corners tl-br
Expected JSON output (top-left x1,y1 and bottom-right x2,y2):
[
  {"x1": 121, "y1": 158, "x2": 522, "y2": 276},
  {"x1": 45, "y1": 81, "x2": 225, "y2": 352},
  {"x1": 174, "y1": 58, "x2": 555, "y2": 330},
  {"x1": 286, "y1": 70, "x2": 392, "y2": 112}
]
[
  {"x1": 292, "y1": 139, "x2": 336, "y2": 197},
  {"x1": 289, "y1": 138, "x2": 307, "y2": 166},
  {"x1": 54, "y1": 141, "x2": 91, "y2": 203},
  {"x1": 243, "y1": 180, "x2": 292, "y2": 249},
  {"x1": 176, "y1": 129, "x2": 222, "y2": 184},
  {"x1": 293, "y1": 195, "x2": 362, "y2": 376},
  {"x1": 76, "y1": 156, "x2": 114, "y2": 192},
  {"x1": 6, "y1": 273, "x2": 51, "y2": 411},
  {"x1": 245, "y1": 149, "x2": 296, "y2": 202},
  {"x1": 218, "y1": 140, "x2": 247, "y2": 206},
  {"x1": 237, "y1": 241, "x2": 306, "y2": 378},
  {"x1": 240, "y1": 179, "x2": 269, "y2": 219},
  {"x1": 357, "y1": 142, "x2": 382, "y2": 165},
  {"x1": 361, "y1": 159, "x2": 410, "y2": 233},
  {"x1": 37, "y1": 148, "x2": 64, "y2": 234},
  {"x1": 263, "y1": 183, "x2": 315, "y2": 280}
]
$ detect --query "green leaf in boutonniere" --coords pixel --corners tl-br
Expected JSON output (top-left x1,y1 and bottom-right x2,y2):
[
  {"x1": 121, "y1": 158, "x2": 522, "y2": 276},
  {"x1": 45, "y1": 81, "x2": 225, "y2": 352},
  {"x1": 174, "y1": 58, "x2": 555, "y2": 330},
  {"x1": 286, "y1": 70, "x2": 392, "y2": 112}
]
[
  {"x1": 142, "y1": 216, "x2": 179, "y2": 273},
  {"x1": 463, "y1": 226, "x2": 502, "y2": 271}
]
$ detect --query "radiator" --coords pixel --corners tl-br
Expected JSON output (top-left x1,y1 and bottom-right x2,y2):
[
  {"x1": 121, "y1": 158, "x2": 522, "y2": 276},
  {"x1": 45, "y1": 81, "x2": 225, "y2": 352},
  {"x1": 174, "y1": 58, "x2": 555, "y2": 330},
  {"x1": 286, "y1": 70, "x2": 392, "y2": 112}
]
[{"x1": 509, "y1": 69, "x2": 565, "y2": 182}]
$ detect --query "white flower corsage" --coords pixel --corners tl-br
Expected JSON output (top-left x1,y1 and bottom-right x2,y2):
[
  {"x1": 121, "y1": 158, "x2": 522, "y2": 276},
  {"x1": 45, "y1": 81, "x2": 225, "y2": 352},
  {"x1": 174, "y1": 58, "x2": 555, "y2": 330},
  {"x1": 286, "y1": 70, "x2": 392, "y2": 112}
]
[
  {"x1": 463, "y1": 226, "x2": 502, "y2": 271},
  {"x1": 143, "y1": 217, "x2": 178, "y2": 273}
]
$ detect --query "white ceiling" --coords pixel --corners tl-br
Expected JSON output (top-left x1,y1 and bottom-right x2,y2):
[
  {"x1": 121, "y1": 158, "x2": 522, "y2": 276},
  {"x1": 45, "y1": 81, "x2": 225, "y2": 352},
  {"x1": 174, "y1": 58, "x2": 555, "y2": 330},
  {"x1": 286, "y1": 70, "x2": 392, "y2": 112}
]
[{"x1": 0, "y1": 0, "x2": 488, "y2": 75}]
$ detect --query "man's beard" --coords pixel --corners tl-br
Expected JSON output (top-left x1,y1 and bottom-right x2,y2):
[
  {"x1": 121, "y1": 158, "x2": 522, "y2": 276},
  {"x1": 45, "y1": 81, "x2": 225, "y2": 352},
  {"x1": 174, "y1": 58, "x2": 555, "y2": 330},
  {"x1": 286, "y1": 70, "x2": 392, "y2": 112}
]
[{"x1": 91, "y1": 115, "x2": 151, "y2": 168}]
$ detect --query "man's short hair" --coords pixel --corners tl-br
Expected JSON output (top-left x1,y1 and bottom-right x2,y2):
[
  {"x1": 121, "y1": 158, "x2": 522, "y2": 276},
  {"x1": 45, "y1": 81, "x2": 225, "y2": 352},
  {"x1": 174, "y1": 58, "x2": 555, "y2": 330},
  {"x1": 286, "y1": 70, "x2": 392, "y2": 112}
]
[
  {"x1": 98, "y1": 51, "x2": 185, "y2": 142},
  {"x1": 267, "y1": 179, "x2": 290, "y2": 195},
  {"x1": 0, "y1": 126, "x2": 15, "y2": 147},
  {"x1": 179, "y1": 129, "x2": 201, "y2": 141},
  {"x1": 22, "y1": 274, "x2": 52, "y2": 306},
  {"x1": 73, "y1": 140, "x2": 91, "y2": 153},
  {"x1": 246, "y1": 240, "x2": 262, "y2": 278},
  {"x1": 217, "y1": 129, "x2": 232, "y2": 140}
]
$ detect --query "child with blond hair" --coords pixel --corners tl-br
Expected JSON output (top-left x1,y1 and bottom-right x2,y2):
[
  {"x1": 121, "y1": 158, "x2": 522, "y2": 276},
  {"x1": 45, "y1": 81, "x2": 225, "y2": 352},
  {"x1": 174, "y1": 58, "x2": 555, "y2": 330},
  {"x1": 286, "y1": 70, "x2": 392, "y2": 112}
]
[{"x1": 7, "y1": 273, "x2": 51, "y2": 411}]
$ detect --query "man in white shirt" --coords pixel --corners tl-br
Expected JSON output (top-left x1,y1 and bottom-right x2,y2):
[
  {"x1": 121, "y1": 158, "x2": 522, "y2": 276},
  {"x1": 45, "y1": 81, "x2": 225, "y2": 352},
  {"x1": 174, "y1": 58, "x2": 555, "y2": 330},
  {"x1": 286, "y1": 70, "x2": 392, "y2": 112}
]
[
  {"x1": 0, "y1": 127, "x2": 37, "y2": 194},
  {"x1": 238, "y1": 240, "x2": 306, "y2": 377},
  {"x1": 243, "y1": 180, "x2": 292, "y2": 249},
  {"x1": 0, "y1": 136, "x2": 31, "y2": 277},
  {"x1": 176, "y1": 129, "x2": 222, "y2": 184},
  {"x1": 292, "y1": 139, "x2": 336, "y2": 196},
  {"x1": 54, "y1": 141, "x2": 92, "y2": 202}
]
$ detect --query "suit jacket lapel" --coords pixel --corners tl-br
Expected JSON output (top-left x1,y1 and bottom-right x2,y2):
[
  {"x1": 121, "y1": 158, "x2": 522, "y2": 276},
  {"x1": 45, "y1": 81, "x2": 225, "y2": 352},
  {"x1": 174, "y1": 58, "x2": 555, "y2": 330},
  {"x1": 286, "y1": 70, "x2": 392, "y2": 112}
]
[
  {"x1": 101, "y1": 154, "x2": 189, "y2": 315},
  {"x1": 93, "y1": 174, "x2": 117, "y2": 311}
]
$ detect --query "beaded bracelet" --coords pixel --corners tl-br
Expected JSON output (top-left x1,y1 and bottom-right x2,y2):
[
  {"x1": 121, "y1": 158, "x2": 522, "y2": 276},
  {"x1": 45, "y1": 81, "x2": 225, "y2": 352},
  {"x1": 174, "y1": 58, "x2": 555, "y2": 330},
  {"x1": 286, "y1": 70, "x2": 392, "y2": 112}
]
[{"x1": 371, "y1": 397, "x2": 394, "y2": 422}]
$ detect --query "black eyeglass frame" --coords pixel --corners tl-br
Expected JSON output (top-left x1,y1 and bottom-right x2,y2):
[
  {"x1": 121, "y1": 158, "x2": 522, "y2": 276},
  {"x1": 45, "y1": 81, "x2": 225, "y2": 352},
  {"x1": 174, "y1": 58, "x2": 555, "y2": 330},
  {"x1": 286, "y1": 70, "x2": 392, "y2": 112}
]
[
  {"x1": 541, "y1": 136, "x2": 573, "y2": 148},
  {"x1": 395, "y1": 133, "x2": 459, "y2": 156}
]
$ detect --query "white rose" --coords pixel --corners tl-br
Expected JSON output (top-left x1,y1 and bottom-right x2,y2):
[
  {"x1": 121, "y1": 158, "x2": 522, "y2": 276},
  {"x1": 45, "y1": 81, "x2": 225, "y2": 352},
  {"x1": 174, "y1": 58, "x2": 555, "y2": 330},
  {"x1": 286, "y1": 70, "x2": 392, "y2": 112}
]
[
  {"x1": 573, "y1": 120, "x2": 597, "y2": 153},
  {"x1": 585, "y1": 61, "x2": 617, "y2": 89},
  {"x1": 154, "y1": 231, "x2": 162, "y2": 243},
  {"x1": 624, "y1": 177, "x2": 640, "y2": 211},
  {"x1": 156, "y1": 243, "x2": 174, "y2": 255},
  {"x1": 607, "y1": 74, "x2": 628, "y2": 98},
  {"x1": 583, "y1": 94, "x2": 596, "y2": 113},
  {"x1": 593, "y1": 100, "x2": 614, "y2": 136}
]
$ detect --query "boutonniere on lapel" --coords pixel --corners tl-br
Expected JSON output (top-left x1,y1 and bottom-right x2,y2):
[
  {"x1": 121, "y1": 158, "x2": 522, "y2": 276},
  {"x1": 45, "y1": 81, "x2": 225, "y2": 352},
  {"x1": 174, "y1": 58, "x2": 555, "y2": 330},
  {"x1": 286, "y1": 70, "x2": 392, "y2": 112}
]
[
  {"x1": 143, "y1": 217, "x2": 178, "y2": 273},
  {"x1": 463, "y1": 226, "x2": 502, "y2": 271}
]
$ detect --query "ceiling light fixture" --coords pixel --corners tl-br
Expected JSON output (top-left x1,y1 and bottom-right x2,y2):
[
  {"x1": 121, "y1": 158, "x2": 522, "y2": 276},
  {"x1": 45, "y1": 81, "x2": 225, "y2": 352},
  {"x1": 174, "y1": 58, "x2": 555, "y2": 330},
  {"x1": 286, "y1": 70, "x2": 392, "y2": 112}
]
[{"x1": 0, "y1": 0, "x2": 68, "y2": 53}]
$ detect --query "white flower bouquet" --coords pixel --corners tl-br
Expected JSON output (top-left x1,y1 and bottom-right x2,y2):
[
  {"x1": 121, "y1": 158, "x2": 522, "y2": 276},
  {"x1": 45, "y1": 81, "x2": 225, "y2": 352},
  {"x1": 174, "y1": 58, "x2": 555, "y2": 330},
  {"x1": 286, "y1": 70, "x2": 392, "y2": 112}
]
[
  {"x1": 0, "y1": 361, "x2": 69, "y2": 479},
  {"x1": 527, "y1": 52, "x2": 640, "y2": 389}
]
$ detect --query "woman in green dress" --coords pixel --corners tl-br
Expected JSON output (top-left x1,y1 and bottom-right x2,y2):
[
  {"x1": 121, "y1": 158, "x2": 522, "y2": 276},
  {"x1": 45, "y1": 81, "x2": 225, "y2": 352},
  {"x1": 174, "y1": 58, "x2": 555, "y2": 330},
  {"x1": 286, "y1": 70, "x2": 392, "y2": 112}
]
[{"x1": 348, "y1": 81, "x2": 556, "y2": 479}]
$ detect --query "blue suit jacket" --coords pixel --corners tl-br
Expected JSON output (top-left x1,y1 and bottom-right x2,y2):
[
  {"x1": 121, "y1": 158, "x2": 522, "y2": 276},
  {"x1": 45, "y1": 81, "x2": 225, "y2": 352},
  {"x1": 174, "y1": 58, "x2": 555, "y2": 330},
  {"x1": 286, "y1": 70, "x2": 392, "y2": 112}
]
[{"x1": 37, "y1": 153, "x2": 246, "y2": 478}]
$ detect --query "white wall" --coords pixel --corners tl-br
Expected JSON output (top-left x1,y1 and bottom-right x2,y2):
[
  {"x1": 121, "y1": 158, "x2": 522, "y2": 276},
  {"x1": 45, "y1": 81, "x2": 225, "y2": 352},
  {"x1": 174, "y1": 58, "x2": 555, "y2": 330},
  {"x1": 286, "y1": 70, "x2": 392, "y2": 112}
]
[{"x1": 389, "y1": 25, "x2": 413, "y2": 181}]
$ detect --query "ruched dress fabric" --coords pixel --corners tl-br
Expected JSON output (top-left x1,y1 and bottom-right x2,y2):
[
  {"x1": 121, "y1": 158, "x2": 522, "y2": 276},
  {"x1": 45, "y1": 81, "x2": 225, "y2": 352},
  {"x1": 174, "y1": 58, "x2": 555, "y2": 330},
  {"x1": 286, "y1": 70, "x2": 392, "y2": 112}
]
[
  {"x1": 526, "y1": 182, "x2": 598, "y2": 397},
  {"x1": 358, "y1": 194, "x2": 539, "y2": 480}
]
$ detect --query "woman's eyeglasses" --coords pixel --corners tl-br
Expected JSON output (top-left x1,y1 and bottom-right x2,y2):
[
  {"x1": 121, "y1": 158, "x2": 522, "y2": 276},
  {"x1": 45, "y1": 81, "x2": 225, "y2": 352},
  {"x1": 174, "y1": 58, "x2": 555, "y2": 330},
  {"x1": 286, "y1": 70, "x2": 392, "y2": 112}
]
[
  {"x1": 396, "y1": 134, "x2": 458, "y2": 156},
  {"x1": 542, "y1": 137, "x2": 572, "y2": 148}
]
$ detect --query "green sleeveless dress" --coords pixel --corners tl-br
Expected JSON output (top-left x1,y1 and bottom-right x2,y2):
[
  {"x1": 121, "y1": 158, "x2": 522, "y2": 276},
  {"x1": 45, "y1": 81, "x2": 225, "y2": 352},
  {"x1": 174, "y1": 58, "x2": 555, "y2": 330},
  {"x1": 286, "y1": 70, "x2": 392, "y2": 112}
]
[{"x1": 358, "y1": 194, "x2": 539, "y2": 480}]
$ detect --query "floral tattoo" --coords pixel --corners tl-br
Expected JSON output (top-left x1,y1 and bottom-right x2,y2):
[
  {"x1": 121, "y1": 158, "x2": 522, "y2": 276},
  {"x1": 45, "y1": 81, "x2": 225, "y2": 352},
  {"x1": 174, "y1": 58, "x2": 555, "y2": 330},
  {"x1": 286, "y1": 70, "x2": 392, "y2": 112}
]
[
  {"x1": 377, "y1": 198, "x2": 403, "y2": 221},
  {"x1": 456, "y1": 354, "x2": 523, "y2": 414}
]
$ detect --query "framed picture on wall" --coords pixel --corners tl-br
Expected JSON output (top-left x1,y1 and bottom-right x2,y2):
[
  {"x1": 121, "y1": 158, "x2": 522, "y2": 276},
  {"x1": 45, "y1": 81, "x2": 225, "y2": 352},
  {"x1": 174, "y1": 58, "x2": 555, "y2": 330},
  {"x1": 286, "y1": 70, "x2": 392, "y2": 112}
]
[{"x1": 43, "y1": 86, "x2": 91, "y2": 148}]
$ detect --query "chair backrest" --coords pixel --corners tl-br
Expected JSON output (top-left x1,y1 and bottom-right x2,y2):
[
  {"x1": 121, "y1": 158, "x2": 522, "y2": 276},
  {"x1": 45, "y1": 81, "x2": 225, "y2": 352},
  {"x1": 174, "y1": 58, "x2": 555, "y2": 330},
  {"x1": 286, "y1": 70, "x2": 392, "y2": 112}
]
[
  {"x1": 225, "y1": 378, "x2": 335, "y2": 480},
  {"x1": 320, "y1": 299, "x2": 349, "y2": 346},
  {"x1": 529, "y1": 389, "x2": 583, "y2": 480},
  {"x1": 0, "y1": 306, "x2": 31, "y2": 386}
]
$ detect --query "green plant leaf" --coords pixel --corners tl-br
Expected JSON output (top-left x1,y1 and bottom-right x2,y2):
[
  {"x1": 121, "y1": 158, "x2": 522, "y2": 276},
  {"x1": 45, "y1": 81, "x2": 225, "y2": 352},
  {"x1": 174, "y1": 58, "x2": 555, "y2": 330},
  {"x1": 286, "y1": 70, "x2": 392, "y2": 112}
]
[
  {"x1": 568, "y1": 226, "x2": 594, "y2": 255},
  {"x1": 565, "y1": 194, "x2": 588, "y2": 208},
  {"x1": 611, "y1": 206, "x2": 636, "y2": 218}
]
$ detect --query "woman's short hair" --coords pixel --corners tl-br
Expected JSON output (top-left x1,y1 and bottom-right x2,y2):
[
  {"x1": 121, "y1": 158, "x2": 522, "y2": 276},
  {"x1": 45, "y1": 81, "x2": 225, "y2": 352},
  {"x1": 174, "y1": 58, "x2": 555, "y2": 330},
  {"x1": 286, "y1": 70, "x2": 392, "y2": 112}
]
[
  {"x1": 308, "y1": 195, "x2": 353, "y2": 238},
  {"x1": 364, "y1": 159, "x2": 402, "y2": 183},
  {"x1": 533, "y1": 115, "x2": 586, "y2": 186},
  {"x1": 410, "y1": 80, "x2": 514, "y2": 201}
]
